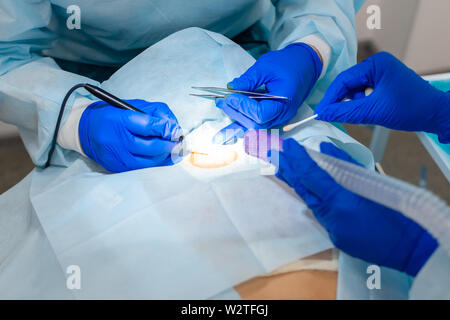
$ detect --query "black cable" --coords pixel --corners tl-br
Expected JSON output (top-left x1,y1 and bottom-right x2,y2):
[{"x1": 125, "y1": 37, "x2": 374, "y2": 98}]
[
  {"x1": 45, "y1": 83, "x2": 86, "y2": 168},
  {"x1": 45, "y1": 83, "x2": 148, "y2": 168}
]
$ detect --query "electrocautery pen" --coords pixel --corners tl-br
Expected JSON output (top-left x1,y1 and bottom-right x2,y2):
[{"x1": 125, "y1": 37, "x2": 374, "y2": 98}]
[
  {"x1": 83, "y1": 84, "x2": 186, "y2": 142},
  {"x1": 46, "y1": 83, "x2": 181, "y2": 168},
  {"x1": 82, "y1": 83, "x2": 146, "y2": 113}
]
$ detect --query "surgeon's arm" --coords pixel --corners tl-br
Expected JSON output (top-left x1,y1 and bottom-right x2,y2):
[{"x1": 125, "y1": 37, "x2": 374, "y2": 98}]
[
  {"x1": 0, "y1": 0, "x2": 101, "y2": 166},
  {"x1": 0, "y1": 1, "x2": 181, "y2": 171},
  {"x1": 270, "y1": 0, "x2": 365, "y2": 83},
  {"x1": 268, "y1": 139, "x2": 438, "y2": 277},
  {"x1": 0, "y1": 0, "x2": 99, "y2": 166}
]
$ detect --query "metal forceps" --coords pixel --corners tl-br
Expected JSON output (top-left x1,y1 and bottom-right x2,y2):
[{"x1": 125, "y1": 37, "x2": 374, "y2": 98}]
[{"x1": 190, "y1": 86, "x2": 289, "y2": 100}]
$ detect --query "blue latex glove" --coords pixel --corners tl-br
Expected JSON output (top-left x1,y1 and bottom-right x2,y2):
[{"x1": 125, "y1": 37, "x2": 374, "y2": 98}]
[
  {"x1": 213, "y1": 43, "x2": 322, "y2": 144},
  {"x1": 268, "y1": 139, "x2": 438, "y2": 276},
  {"x1": 79, "y1": 99, "x2": 182, "y2": 172},
  {"x1": 315, "y1": 52, "x2": 450, "y2": 143}
]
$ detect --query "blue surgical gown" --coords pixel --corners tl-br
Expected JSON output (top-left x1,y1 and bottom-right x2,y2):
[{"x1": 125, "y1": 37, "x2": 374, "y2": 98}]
[{"x1": 0, "y1": 0, "x2": 364, "y2": 167}]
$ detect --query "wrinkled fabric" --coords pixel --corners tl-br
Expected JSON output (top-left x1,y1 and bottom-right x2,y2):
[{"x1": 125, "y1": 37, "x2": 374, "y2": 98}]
[
  {"x1": 0, "y1": 0, "x2": 363, "y2": 167},
  {"x1": 30, "y1": 160, "x2": 332, "y2": 299},
  {"x1": 337, "y1": 253, "x2": 412, "y2": 300},
  {"x1": 1, "y1": 28, "x2": 373, "y2": 299},
  {"x1": 0, "y1": 174, "x2": 73, "y2": 299},
  {"x1": 410, "y1": 248, "x2": 450, "y2": 299}
]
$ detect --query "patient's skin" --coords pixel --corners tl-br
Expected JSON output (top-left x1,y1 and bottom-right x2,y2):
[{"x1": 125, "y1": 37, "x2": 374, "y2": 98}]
[
  {"x1": 189, "y1": 150, "x2": 238, "y2": 168},
  {"x1": 235, "y1": 250, "x2": 337, "y2": 300},
  {"x1": 235, "y1": 270, "x2": 337, "y2": 300}
]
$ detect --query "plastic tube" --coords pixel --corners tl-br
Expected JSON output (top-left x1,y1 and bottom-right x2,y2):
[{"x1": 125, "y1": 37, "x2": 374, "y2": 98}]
[{"x1": 244, "y1": 131, "x2": 450, "y2": 255}]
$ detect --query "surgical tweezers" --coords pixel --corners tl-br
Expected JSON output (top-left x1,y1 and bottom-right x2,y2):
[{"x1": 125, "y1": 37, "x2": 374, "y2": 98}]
[{"x1": 190, "y1": 86, "x2": 289, "y2": 100}]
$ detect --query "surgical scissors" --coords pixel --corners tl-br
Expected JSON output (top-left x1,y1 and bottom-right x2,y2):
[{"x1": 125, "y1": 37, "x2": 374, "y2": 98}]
[{"x1": 190, "y1": 86, "x2": 289, "y2": 100}]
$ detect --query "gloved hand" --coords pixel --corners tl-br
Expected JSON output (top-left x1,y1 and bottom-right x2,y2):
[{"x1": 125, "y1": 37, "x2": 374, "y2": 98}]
[
  {"x1": 213, "y1": 43, "x2": 323, "y2": 144},
  {"x1": 79, "y1": 99, "x2": 182, "y2": 172},
  {"x1": 315, "y1": 51, "x2": 450, "y2": 143},
  {"x1": 268, "y1": 139, "x2": 438, "y2": 276}
]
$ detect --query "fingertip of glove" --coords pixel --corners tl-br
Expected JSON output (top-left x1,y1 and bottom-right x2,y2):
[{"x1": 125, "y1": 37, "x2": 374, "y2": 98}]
[
  {"x1": 215, "y1": 97, "x2": 225, "y2": 107},
  {"x1": 319, "y1": 141, "x2": 335, "y2": 151},
  {"x1": 172, "y1": 125, "x2": 184, "y2": 141},
  {"x1": 282, "y1": 138, "x2": 301, "y2": 151},
  {"x1": 228, "y1": 77, "x2": 249, "y2": 91},
  {"x1": 227, "y1": 94, "x2": 240, "y2": 106},
  {"x1": 313, "y1": 106, "x2": 328, "y2": 121},
  {"x1": 319, "y1": 142, "x2": 341, "y2": 158},
  {"x1": 319, "y1": 142, "x2": 361, "y2": 166},
  {"x1": 217, "y1": 94, "x2": 240, "y2": 110}
]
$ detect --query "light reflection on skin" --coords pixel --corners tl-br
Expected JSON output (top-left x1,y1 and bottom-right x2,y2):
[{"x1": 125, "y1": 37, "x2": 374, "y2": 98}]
[
  {"x1": 182, "y1": 122, "x2": 243, "y2": 169},
  {"x1": 189, "y1": 149, "x2": 238, "y2": 168}
]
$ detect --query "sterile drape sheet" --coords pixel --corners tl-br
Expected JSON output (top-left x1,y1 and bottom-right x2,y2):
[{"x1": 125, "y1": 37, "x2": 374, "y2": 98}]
[{"x1": 1, "y1": 28, "x2": 374, "y2": 299}]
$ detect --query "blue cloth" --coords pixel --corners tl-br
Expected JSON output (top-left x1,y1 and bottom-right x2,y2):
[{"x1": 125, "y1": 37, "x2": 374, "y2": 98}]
[
  {"x1": 269, "y1": 139, "x2": 438, "y2": 276},
  {"x1": 79, "y1": 99, "x2": 182, "y2": 172},
  {"x1": 0, "y1": 0, "x2": 364, "y2": 167},
  {"x1": 214, "y1": 43, "x2": 322, "y2": 144},
  {"x1": 315, "y1": 52, "x2": 450, "y2": 144}
]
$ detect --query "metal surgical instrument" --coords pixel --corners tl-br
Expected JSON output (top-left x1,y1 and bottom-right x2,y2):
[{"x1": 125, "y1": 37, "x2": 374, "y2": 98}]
[
  {"x1": 283, "y1": 87, "x2": 375, "y2": 132},
  {"x1": 190, "y1": 86, "x2": 289, "y2": 100}
]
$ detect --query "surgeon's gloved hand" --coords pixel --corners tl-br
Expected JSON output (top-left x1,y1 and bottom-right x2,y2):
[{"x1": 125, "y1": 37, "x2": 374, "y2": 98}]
[
  {"x1": 213, "y1": 43, "x2": 323, "y2": 144},
  {"x1": 268, "y1": 139, "x2": 438, "y2": 276},
  {"x1": 315, "y1": 51, "x2": 450, "y2": 143},
  {"x1": 79, "y1": 99, "x2": 182, "y2": 172}
]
